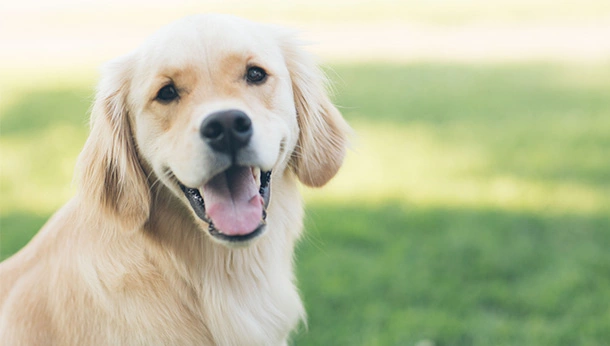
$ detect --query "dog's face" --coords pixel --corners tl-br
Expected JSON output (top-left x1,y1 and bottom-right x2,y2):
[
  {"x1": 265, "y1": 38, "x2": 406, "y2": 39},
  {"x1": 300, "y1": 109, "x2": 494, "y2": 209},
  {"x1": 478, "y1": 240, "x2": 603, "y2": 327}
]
[
  {"x1": 130, "y1": 16, "x2": 299, "y2": 244},
  {"x1": 78, "y1": 14, "x2": 349, "y2": 247}
]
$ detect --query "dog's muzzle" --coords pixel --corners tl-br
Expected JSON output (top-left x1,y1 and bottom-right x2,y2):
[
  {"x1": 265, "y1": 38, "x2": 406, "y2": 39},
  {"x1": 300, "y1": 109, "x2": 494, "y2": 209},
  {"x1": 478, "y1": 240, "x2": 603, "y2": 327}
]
[{"x1": 176, "y1": 110, "x2": 273, "y2": 243}]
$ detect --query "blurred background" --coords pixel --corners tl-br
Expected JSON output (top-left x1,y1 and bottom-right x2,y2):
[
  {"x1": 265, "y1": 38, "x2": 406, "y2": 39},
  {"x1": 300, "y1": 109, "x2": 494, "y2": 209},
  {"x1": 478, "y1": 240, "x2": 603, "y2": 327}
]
[{"x1": 1, "y1": 0, "x2": 610, "y2": 344}]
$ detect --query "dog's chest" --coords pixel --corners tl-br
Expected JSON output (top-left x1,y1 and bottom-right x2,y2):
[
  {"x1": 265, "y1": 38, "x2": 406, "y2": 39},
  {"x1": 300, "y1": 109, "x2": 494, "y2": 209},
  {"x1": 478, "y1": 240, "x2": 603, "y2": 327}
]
[
  {"x1": 193, "y1": 275, "x2": 304, "y2": 345},
  {"x1": 95, "y1": 283, "x2": 301, "y2": 345},
  {"x1": 113, "y1": 268, "x2": 304, "y2": 345}
]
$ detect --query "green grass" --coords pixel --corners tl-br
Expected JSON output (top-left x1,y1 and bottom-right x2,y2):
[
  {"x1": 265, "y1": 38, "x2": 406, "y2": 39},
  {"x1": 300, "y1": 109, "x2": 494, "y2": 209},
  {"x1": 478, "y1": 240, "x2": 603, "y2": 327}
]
[
  {"x1": 1, "y1": 62, "x2": 610, "y2": 345},
  {"x1": 296, "y1": 203, "x2": 610, "y2": 345}
]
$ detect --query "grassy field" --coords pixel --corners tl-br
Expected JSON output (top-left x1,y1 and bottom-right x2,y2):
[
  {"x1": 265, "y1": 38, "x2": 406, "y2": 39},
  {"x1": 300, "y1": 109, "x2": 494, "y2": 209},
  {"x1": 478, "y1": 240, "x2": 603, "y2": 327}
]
[{"x1": 1, "y1": 62, "x2": 610, "y2": 345}]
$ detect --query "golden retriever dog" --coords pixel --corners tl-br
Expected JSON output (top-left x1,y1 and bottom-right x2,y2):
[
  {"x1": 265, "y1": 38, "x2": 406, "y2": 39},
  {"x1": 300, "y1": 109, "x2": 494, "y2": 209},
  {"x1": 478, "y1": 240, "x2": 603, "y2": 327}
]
[{"x1": 0, "y1": 14, "x2": 349, "y2": 345}]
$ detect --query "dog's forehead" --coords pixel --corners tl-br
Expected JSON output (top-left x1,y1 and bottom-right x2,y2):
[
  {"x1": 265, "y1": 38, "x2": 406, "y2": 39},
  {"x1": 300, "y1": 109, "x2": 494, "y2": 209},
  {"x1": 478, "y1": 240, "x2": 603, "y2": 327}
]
[{"x1": 137, "y1": 14, "x2": 283, "y2": 70}]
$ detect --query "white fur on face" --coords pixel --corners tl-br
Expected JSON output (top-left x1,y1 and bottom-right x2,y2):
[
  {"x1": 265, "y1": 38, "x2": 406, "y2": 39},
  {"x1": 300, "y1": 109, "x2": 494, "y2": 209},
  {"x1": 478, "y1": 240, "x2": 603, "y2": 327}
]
[{"x1": 127, "y1": 15, "x2": 299, "y2": 192}]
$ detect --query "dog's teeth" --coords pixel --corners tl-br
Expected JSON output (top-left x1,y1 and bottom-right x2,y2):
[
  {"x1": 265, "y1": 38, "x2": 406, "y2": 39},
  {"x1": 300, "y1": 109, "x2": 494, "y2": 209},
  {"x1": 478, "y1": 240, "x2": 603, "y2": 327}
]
[{"x1": 207, "y1": 221, "x2": 222, "y2": 234}]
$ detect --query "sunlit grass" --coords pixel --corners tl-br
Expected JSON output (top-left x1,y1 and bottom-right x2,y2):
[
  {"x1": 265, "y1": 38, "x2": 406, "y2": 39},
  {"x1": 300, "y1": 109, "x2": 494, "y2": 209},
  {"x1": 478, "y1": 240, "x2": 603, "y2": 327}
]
[
  {"x1": 1, "y1": 85, "x2": 92, "y2": 215},
  {"x1": 0, "y1": 125, "x2": 86, "y2": 214},
  {"x1": 305, "y1": 63, "x2": 610, "y2": 218},
  {"x1": 305, "y1": 121, "x2": 609, "y2": 215}
]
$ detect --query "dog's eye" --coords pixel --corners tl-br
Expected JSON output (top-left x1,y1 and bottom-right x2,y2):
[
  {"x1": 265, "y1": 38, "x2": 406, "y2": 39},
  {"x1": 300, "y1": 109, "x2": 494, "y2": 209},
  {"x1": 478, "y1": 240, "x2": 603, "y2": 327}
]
[
  {"x1": 156, "y1": 84, "x2": 179, "y2": 102},
  {"x1": 246, "y1": 66, "x2": 267, "y2": 84}
]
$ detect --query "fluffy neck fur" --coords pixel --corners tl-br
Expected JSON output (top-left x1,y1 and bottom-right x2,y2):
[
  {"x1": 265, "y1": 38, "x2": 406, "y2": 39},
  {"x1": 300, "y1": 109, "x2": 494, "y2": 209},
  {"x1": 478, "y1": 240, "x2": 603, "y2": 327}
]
[{"x1": 73, "y1": 170, "x2": 305, "y2": 345}]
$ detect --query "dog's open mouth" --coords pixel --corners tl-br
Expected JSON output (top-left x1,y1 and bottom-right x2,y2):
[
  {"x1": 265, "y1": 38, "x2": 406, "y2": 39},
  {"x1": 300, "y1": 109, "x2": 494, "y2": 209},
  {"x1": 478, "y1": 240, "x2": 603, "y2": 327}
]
[{"x1": 178, "y1": 167, "x2": 271, "y2": 242}]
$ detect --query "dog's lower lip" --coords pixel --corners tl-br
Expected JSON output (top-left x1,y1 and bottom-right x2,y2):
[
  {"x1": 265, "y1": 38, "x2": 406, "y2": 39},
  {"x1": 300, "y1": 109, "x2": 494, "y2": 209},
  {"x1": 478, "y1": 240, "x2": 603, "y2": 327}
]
[
  {"x1": 208, "y1": 222, "x2": 266, "y2": 242},
  {"x1": 177, "y1": 167, "x2": 271, "y2": 242}
]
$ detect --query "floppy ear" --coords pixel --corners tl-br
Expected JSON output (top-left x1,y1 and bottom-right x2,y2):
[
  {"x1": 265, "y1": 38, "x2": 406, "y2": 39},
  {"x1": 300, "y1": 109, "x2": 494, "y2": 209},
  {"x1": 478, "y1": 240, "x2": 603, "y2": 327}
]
[
  {"x1": 77, "y1": 57, "x2": 150, "y2": 229},
  {"x1": 281, "y1": 37, "x2": 351, "y2": 187}
]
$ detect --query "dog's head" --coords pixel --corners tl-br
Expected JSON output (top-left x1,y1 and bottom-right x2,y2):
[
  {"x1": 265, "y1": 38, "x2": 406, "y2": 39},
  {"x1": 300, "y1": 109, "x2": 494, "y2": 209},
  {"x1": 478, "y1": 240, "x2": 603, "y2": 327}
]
[{"x1": 78, "y1": 14, "x2": 349, "y2": 246}]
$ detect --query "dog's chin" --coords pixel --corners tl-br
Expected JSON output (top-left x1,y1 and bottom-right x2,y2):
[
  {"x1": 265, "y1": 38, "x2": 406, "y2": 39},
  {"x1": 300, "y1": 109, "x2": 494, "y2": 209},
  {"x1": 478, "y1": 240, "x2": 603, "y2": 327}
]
[{"x1": 174, "y1": 166, "x2": 271, "y2": 247}]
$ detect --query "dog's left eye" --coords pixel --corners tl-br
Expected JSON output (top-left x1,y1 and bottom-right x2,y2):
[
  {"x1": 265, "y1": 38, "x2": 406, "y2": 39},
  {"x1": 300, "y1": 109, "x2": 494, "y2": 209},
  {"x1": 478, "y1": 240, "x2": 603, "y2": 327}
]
[
  {"x1": 156, "y1": 84, "x2": 179, "y2": 102},
  {"x1": 246, "y1": 66, "x2": 267, "y2": 84}
]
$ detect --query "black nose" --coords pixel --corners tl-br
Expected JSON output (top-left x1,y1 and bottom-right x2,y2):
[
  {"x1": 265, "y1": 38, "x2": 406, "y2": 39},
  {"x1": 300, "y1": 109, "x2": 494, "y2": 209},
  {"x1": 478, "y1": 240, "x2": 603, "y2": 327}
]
[{"x1": 200, "y1": 109, "x2": 253, "y2": 154}]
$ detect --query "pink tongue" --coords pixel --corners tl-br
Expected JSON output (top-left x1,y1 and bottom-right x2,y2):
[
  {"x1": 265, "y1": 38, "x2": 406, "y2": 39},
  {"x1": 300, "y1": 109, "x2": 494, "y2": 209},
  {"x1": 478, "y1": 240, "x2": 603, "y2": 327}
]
[{"x1": 202, "y1": 166, "x2": 263, "y2": 236}]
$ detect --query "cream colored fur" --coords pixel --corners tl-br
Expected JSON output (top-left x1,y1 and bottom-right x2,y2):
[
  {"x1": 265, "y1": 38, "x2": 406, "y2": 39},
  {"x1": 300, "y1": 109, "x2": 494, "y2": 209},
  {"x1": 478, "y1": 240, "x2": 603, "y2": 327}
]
[{"x1": 0, "y1": 14, "x2": 349, "y2": 345}]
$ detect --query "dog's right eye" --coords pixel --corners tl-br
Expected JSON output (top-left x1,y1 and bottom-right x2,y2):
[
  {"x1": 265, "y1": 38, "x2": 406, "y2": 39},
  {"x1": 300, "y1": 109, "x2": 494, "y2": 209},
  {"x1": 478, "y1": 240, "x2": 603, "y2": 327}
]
[
  {"x1": 156, "y1": 84, "x2": 179, "y2": 102},
  {"x1": 246, "y1": 66, "x2": 267, "y2": 84}
]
